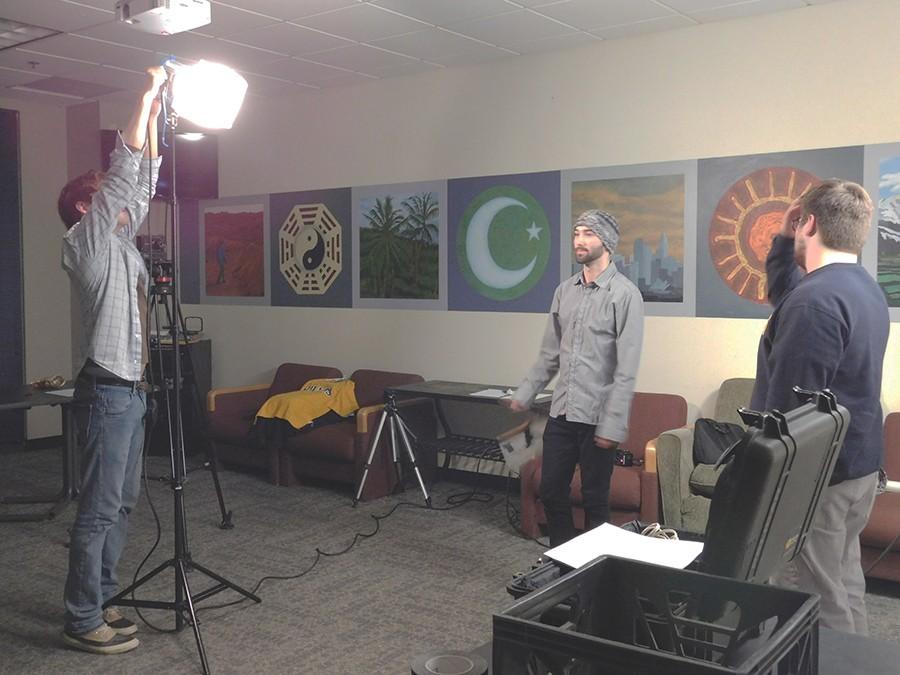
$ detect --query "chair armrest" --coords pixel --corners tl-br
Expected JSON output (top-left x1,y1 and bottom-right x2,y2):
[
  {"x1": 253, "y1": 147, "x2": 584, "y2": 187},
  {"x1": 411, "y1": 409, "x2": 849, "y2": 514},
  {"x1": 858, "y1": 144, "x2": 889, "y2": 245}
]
[
  {"x1": 644, "y1": 438, "x2": 657, "y2": 474},
  {"x1": 207, "y1": 383, "x2": 269, "y2": 413},
  {"x1": 496, "y1": 414, "x2": 532, "y2": 442},
  {"x1": 655, "y1": 427, "x2": 694, "y2": 530},
  {"x1": 356, "y1": 404, "x2": 384, "y2": 434}
]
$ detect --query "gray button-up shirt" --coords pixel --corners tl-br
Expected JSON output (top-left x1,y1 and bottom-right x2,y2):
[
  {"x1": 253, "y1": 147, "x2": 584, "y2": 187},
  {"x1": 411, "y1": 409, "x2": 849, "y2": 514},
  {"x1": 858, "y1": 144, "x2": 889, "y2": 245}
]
[
  {"x1": 62, "y1": 135, "x2": 161, "y2": 382},
  {"x1": 513, "y1": 264, "x2": 644, "y2": 442}
]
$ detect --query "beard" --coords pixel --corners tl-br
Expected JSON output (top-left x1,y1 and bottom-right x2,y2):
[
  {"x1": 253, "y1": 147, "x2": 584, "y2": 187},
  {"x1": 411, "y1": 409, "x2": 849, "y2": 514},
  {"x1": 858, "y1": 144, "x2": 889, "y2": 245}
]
[{"x1": 574, "y1": 245, "x2": 605, "y2": 265}]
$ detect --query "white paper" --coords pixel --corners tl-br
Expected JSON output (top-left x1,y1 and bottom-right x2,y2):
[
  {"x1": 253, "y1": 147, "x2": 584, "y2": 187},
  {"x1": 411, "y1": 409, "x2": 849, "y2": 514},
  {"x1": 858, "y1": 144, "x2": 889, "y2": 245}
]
[
  {"x1": 535, "y1": 393, "x2": 552, "y2": 401},
  {"x1": 470, "y1": 388, "x2": 512, "y2": 398},
  {"x1": 545, "y1": 523, "x2": 703, "y2": 570},
  {"x1": 45, "y1": 388, "x2": 75, "y2": 397}
]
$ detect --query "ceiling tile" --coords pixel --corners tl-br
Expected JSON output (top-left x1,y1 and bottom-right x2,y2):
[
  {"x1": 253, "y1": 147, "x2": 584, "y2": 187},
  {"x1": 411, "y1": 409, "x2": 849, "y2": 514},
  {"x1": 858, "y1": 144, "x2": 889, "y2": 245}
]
[
  {"x1": 306, "y1": 44, "x2": 420, "y2": 75},
  {"x1": 14, "y1": 75, "x2": 118, "y2": 100},
  {"x1": 239, "y1": 71, "x2": 313, "y2": 97},
  {"x1": 368, "y1": 60, "x2": 442, "y2": 79},
  {"x1": 75, "y1": 63, "x2": 147, "y2": 93},
  {"x1": 213, "y1": 0, "x2": 360, "y2": 21},
  {"x1": 171, "y1": 36, "x2": 288, "y2": 71},
  {"x1": 372, "y1": 28, "x2": 495, "y2": 61},
  {"x1": 509, "y1": 30, "x2": 598, "y2": 55},
  {"x1": 0, "y1": 0, "x2": 113, "y2": 33},
  {"x1": 0, "y1": 66, "x2": 46, "y2": 89},
  {"x1": 310, "y1": 71, "x2": 377, "y2": 88},
  {"x1": 534, "y1": 0, "x2": 674, "y2": 30},
  {"x1": 0, "y1": 47, "x2": 92, "y2": 76},
  {"x1": 687, "y1": 0, "x2": 806, "y2": 23},
  {"x1": 233, "y1": 21, "x2": 354, "y2": 56},
  {"x1": 429, "y1": 46, "x2": 513, "y2": 68},
  {"x1": 195, "y1": 3, "x2": 281, "y2": 37},
  {"x1": 293, "y1": 3, "x2": 427, "y2": 42},
  {"x1": 23, "y1": 33, "x2": 155, "y2": 71},
  {"x1": 447, "y1": 9, "x2": 573, "y2": 49},
  {"x1": 251, "y1": 56, "x2": 356, "y2": 85},
  {"x1": 591, "y1": 14, "x2": 696, "y2": 39},
  {"x1": 369, "y1": 0, "x2": 514, "y2": 26}
]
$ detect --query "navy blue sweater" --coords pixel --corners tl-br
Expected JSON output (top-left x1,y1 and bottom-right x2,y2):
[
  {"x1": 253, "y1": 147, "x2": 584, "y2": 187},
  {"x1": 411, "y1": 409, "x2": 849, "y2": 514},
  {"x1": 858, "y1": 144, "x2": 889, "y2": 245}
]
[{"x1": 750, "y1": 235, "x2": 889, "y2": 484}]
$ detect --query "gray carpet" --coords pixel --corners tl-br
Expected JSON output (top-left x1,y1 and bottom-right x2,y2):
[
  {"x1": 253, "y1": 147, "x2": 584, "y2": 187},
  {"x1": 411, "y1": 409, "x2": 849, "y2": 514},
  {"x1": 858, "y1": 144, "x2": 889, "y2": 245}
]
[{"x1": 2, "y1": 446, "x2": 899, "y2": 675}]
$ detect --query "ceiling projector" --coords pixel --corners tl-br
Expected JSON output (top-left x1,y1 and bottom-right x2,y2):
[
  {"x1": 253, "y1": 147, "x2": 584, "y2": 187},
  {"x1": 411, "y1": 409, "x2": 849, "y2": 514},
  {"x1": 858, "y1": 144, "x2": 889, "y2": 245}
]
[{"x1": 115, "y1": 0, "x2": 211, "y2": 35}]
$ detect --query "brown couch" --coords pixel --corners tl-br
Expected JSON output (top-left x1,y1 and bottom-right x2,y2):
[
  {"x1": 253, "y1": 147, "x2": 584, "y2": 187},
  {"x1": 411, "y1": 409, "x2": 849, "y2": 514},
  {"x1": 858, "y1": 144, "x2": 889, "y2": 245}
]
[
  {"x1": 278, "y1": 369, "x2": 435, "y2": 501},
  {"x1": 206, "y1": 363, "x2": 343, "y2": 484},
  {"x1": 861, "y1": 412, "x2": 900, "y2": 582},
  {"x1": 519, "y1": 392, "x2": 688, "y2": 539}
]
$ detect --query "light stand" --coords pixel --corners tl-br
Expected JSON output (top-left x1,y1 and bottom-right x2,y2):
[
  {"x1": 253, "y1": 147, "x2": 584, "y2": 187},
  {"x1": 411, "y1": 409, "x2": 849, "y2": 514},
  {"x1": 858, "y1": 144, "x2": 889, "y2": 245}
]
[{"x1": 105, "y1": 88, "x2": 258, "y2": 675}]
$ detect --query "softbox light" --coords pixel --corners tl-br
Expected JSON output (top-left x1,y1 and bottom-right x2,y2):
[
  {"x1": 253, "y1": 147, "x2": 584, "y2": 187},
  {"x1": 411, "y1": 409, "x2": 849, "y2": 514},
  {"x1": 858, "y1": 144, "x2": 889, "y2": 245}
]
[{"x1": 165, "y1": 59, "x2": 247, "y2": 129}]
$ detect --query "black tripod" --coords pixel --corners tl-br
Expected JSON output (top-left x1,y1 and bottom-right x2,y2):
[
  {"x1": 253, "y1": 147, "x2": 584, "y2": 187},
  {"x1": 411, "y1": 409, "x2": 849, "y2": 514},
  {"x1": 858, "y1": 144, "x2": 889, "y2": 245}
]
[
  {"x1": 105, "y1": 112, "x2": 259, "y2": 675},
  {"x1": 145, "y1": 276, "x2": 233, "y2": 530},
  {"x1": 353, "y1": 391, "x2": 431, "y2": 507}
]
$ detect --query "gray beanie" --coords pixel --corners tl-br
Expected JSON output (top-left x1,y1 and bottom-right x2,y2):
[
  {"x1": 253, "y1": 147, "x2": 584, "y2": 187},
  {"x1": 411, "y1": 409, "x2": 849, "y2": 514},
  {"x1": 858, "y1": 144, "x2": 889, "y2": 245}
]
[{"x1": 575, "y1": 210, "x2": 620, "y2": 254}]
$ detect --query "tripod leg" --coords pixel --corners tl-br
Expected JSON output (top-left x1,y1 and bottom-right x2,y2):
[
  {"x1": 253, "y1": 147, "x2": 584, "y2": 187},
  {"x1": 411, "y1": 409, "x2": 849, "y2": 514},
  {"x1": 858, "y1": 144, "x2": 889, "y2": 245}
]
[
  {"x1": 388, "y1": 414, "x2": 403, "y2": 490},
  {"x1": 395, "y1": 415, "x2": 432, "y2": 507},
  {"x1": 176, "y1": 309, "x2": 233, "y2": 529},
  {"x1": 353, "y1": 409, "x2": 389, "y2": 506},
  {"x1": 177, "y1": 558, "x2": 211, "y2": 675}
]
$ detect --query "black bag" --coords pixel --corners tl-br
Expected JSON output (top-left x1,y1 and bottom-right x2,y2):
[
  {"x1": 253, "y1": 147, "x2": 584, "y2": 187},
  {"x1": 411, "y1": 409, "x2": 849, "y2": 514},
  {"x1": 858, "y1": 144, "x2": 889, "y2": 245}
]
[{"x1": 692, "y1": 418, "x2": 744, "y2": 465}]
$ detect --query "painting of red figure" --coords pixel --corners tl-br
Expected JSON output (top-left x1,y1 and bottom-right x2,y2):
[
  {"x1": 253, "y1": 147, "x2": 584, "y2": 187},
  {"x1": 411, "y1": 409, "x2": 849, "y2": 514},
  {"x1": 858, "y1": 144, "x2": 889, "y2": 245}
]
[{"x1": 204, "y1": 204, "x2": 265, "y2": 297}]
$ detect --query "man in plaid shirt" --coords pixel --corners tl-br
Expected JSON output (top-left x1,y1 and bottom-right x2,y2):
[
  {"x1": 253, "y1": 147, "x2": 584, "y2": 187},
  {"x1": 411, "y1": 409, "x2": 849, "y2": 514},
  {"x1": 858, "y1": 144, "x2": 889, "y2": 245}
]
[{"x1": 58, "y1": 66, "x2": 165, "y2": 655}]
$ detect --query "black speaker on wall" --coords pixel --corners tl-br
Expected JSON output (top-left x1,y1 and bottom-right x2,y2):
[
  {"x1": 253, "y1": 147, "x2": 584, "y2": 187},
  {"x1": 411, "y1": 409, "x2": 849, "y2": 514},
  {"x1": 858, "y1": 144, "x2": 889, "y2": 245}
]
[{"x1": 100, "y1": 128, "x2": 218, "y2": 201}]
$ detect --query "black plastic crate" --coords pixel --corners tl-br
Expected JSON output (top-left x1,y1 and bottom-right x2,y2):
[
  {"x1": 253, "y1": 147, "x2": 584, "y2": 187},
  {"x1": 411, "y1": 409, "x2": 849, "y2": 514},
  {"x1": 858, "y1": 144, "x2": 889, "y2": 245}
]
[{"x1": 493, "y1": 556, "x2": 818, "y2": 674}]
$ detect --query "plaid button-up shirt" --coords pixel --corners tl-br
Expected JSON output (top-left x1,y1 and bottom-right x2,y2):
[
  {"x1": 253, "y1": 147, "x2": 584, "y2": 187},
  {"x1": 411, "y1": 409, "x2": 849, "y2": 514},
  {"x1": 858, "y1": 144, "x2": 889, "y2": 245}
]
[
  {"x1": 513, "y1": 264, "x2": 644, "y2": 443},
  {"x1": 63, "y1": 135, "x2": 161, "y2": 382}
]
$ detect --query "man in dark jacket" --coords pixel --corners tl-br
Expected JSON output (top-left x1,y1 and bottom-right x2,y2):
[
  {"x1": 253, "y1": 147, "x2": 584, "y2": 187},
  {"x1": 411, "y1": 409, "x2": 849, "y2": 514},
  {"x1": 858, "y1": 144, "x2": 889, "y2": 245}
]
[{"x1": 751, "y1": 179, "x2": 888, "y2": 634}]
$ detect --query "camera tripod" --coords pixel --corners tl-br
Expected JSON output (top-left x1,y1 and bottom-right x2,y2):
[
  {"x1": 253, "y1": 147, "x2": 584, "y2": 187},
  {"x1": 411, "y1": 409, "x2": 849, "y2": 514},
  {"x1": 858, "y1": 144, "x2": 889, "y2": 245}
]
[
  {"x1": 105, "y1": 115, "x2": 259, "y2": 675},
  {"x1": 353, "y1": 391, "x2": 432, "y2": 507}
]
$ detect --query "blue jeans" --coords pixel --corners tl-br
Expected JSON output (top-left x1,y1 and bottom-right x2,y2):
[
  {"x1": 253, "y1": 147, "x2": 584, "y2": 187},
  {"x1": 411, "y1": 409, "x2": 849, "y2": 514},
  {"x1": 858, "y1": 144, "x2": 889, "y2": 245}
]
[{"x1": 64, "y1": 377, "x2": 146, "y2": 634}]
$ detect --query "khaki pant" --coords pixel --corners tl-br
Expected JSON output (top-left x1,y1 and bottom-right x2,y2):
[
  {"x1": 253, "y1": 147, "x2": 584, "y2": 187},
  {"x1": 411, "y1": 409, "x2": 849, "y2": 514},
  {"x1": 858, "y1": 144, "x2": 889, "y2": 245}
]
[{"x1": 771, "y1": 471, "x2": 878, "y2": 635}]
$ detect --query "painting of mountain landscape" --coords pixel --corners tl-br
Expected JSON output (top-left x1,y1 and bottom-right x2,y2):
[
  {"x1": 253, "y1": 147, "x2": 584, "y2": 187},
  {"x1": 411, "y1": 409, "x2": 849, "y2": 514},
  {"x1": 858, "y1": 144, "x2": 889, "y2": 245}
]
[
  {"x1": 878, "y1": 156, "x2": 900, "y2": 306},
  {"x1": 204, "y1": 203, "x2": 265, "y2": 297}
]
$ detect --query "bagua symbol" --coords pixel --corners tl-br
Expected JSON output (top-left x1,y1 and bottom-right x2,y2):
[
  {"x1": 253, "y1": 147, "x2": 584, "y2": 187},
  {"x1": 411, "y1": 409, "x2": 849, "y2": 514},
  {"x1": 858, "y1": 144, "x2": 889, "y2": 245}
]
[{"x1": 457, "y1": 185, "x2": 551, "y2": 300}]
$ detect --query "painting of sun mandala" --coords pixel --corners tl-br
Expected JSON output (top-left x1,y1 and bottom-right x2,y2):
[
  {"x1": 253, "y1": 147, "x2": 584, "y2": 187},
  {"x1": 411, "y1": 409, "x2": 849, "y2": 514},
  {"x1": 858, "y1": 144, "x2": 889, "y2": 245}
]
[
  {"x1": 697, "y1": 146, "x2": 863, "y2": 318},
  {"x1": 709, "y1": 167, "x2": 818, "y2": 304}
]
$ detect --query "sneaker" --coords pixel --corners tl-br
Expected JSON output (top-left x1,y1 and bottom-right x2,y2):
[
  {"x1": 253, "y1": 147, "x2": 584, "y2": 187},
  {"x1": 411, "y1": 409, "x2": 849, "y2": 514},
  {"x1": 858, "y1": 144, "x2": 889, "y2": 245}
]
[
  {"x1": 63, "y1": 623, "x2": 139, "y2": 655},
  {"x1": 103, "y1": 608, "x2": 138, "y2": 636}
]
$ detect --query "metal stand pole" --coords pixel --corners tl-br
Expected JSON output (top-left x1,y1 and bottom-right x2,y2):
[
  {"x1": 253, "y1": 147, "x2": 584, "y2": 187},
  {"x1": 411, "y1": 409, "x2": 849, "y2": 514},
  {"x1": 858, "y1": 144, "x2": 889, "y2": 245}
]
[{"x1": 106, "y1": 109, "x2": 258, "y2": 675}]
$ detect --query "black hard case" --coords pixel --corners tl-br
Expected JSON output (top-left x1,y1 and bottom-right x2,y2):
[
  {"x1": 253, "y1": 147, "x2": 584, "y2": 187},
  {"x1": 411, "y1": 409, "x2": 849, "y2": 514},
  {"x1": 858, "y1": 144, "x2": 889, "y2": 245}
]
[{"x1": 701, "y1": 389, "x2": 849, "y2": 583}]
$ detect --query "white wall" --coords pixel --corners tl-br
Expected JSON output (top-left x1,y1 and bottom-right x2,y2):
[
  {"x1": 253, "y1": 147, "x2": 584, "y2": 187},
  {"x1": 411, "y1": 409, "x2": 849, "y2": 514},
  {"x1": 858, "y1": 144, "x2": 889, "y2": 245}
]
[
  {"x1": 14, "y1": 0, "x2": 900, "y2": 437},
  {"x1": 0, "y1": 96, "x2": 69, "y2": 438},
  {"x1": 192, "y1": 0, "x2": 900, "y2": 419}
]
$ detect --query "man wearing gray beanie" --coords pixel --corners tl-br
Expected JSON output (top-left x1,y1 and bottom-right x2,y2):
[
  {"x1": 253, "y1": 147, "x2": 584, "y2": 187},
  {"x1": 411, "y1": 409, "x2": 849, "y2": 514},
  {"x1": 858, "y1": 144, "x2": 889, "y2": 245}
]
[{"x1": 508, "y1": 209, "x2": 644, "y2": 546}]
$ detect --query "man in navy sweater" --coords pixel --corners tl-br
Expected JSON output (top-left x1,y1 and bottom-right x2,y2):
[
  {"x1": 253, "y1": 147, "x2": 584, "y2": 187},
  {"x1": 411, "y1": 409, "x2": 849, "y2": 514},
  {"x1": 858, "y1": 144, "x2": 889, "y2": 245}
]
[{"x1": 751, "y1": 179, "x2": 889, "y2": 634}]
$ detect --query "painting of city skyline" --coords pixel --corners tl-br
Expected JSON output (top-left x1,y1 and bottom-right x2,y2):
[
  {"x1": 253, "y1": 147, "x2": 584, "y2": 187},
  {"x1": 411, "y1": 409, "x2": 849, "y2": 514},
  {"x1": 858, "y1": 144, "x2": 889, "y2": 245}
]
[{"x1": 570, "y1": 175, "x2": 686, "y2": 303}]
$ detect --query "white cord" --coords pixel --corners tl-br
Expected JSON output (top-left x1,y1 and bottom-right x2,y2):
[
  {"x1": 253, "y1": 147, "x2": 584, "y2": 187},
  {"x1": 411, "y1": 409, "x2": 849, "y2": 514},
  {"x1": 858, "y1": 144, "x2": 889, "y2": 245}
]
[{"x1": 641, "y1": 523, "x2": 679, "y2": 540}]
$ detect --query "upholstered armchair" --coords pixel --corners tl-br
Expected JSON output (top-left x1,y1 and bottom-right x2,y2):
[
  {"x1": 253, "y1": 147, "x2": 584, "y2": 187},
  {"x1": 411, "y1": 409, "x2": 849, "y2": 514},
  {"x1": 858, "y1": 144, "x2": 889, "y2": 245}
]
[
  {"x1": 861, "y1": 412, "x2": 900, "y2": 581},
  {"x1": 518, "y1": 392, "x2": 688, "y2": 539},
  {"x1": 656, "y1": 377, "x2": 755, "y2": 534},
  {"x1": 206, "y1": 363, "x2": 343, "y2": 484}
]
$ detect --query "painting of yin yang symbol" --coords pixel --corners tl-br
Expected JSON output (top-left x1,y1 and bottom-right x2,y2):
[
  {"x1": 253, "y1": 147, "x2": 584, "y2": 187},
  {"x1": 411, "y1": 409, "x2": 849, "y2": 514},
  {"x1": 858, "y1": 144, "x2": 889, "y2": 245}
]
[{"x1": 279, "y1": 204, "x2": 342, "y2": 295}]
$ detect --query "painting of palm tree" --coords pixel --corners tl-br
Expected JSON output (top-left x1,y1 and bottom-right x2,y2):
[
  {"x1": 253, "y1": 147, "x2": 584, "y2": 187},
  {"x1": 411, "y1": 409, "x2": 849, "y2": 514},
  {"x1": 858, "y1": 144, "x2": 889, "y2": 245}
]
[
  {"x1": 402, "y1": 192, "x2": 439, "y2": 281},
  {"x1": 359, "y1": 190, "x2": 440, "y2": 299}
]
